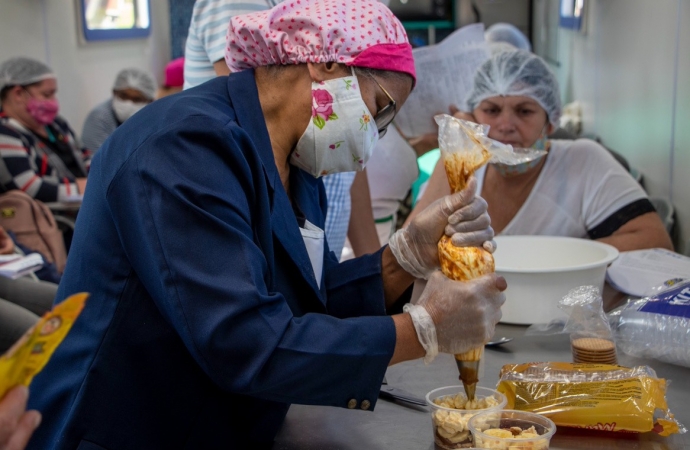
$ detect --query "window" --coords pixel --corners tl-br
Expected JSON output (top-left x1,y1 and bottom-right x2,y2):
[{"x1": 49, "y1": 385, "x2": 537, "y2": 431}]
[
  {"x1": 559, "y1": 0, "x2": 586, "y2": 30},
  {"x1": 80, "y1": 0, "x2": 151, "y2": 41}
]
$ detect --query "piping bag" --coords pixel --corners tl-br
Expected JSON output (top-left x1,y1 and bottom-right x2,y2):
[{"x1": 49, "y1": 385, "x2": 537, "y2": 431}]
[{"x1": 434, "y1": 114, "x2": 546, "y2": 400}]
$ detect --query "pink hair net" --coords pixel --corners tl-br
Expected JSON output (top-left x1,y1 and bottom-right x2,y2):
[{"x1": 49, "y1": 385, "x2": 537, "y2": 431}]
[{"x1": 225, "y1": 0, "x2": 415, "y2": 82}]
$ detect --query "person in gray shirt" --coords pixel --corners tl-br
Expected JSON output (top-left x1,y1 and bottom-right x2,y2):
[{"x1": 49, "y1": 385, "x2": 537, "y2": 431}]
[{"x1": 81, "y1": 68, "x2": 156, "y2": 153}]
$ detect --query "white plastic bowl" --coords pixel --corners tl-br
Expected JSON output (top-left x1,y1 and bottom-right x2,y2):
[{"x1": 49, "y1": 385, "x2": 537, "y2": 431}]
[{"x1": 493, "y1": 236, "x2": 619, "y2": 324}]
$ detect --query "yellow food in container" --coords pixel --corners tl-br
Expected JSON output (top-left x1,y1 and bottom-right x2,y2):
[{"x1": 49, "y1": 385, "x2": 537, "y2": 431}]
[
  {"x1": 468, "y1": 409, "x2": 556, "y2": 449},
  {"x1": 426, "y1": 385, "x2": 507, "y2": 449}
]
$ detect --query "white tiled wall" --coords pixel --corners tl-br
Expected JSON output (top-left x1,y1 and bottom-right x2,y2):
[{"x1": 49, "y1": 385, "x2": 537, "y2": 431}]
[{"x1": 535, "y1": 0, "x2": 689, "y2": 251}]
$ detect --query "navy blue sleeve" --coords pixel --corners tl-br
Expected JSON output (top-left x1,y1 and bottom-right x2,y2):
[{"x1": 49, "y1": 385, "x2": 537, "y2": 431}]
[
  {"x1": 106, "y1": 115, "x2": 395, "y2": 409},
  {"x1": 323, "y1": 248, "x2": 390, "y2": 318}
]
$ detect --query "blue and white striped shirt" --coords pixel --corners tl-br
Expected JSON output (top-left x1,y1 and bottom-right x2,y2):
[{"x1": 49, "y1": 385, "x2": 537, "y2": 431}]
[
  {"x1": 322, "y1": 172, "x2": 356, "y2": 259},
  {"x1": 183, "y1": 0, "x2": 281, "y2": 89}
]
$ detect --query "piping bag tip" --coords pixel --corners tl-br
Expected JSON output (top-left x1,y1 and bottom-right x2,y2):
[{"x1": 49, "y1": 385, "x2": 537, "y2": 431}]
[{"x1": 455, "y1": 358, "x2": 480, "y2": 401}]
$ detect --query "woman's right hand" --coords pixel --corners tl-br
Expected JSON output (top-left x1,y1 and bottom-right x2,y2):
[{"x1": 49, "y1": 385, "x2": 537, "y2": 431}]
[{"x1": 416, "y1": 271, "x2": 506, "y2": 355}]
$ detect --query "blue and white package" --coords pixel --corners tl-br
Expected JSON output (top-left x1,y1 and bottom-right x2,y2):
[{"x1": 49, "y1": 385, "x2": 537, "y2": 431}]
[{"x1": 613, "y1": 279, "x2": 690, "y2": 368}]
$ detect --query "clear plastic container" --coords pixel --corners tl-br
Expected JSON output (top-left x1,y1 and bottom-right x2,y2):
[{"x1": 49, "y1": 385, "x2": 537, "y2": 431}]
[
  {"x1": 468, "y1": 410, "x2": 556, "y2": 450},
  {"x1": 425, "y1": 386, "x2": 507, "y2": 449},
  {"x1": 611, "y1": 280, "x2": 690, "y2": 368}
]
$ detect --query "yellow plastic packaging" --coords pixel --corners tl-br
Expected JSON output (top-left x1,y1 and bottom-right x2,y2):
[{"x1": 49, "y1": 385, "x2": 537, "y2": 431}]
[
  {"x1": 0, "y1": 293, "x2": 88, "y2": 398},
  {"x1": 496, "y1": 362, "x2": 685, "y2": 436}
]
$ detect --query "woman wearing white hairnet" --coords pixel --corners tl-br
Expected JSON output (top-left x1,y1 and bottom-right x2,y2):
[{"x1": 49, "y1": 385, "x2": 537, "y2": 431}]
[
  {"x1": 410, "y1": 50, "x2": 672, "y2": 252},
  {"x1": 81, "y1": 68, "x2": 156, "y2": 152},
  {"x1": 485, "y1": 23, "x2": 532, "y2": 52},
  {"x1": 0, "y1": 57, "x2": 88, "y2": 201}
]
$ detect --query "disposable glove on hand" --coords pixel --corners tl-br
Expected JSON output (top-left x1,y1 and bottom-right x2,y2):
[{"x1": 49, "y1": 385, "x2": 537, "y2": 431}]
[
  {"x1": 405, "y1": 271, "x2": 506, "y2": 360},
  {"x1": 389, "y1": 177, "x2": 495, "y2": 279}
]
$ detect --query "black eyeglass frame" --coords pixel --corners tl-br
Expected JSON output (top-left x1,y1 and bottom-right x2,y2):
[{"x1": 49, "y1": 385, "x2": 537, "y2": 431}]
[{"x1": 368, "y1": 76, "x2": 397, "y2": 138}]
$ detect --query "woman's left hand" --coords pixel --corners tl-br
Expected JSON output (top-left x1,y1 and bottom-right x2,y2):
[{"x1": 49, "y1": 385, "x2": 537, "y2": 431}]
[
  {"x1": 0, "y1": 386, "x2": 41, "y2": 450},
  {"x1": 388, "y1": 177, "x2": 494, "y2": 279}
]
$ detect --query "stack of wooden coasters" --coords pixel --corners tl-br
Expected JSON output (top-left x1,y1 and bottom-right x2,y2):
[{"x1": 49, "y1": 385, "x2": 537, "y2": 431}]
[{"x1": 571, "y1": 337, "x2": 617, "y2": 365}]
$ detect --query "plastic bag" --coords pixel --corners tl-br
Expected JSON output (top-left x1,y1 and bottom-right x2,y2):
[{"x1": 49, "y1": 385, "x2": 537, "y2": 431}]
[
  {"x1": 433, "y1": 113, "x2": 546, "y2": 398},
  {"x1": 560, "y1": 286, "x2": 618, "y2": 364},
  {"x1": 434, "y1": 114, "x2": 547, "y2": 173},
  {"x1": 559, "y1": 286, "x2": 614, "y2": 339},
  {"x1": 610, "y1": 279, "x2": 690, "y2": 368},
  {"x1": 525, "y1": 285, "x2": 613, "y2": 339},
  {"x1": 496, "y1": 362, "x2": 686, "y2": 436}
]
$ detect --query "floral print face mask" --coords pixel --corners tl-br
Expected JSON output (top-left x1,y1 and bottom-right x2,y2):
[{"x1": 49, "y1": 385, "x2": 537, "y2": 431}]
[{"x1": 290, "y1": 70, "x2": 379, "y2": 178}]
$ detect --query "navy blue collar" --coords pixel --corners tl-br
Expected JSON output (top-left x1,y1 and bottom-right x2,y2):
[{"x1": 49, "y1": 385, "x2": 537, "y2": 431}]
[
  {"x1": 225, "y1": 70, "x2": 279, "y2": 193},
  {"x1": 225, "y1": 70, "x2": 325, "y2": 301}
]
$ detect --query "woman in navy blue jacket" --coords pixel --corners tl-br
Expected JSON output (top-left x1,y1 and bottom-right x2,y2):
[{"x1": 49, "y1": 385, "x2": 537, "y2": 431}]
[{"x1": 27, "y1": 1, "x2": 506, "y2": 448}]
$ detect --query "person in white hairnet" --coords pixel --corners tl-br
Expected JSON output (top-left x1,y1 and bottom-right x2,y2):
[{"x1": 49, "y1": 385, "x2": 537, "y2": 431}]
[
  {"x1": 0, "y1": 57, "x2": 88, "y2": 200},
  {"x1": 409, "y1": 49, "x2": 672, "y2": 253},
  {"x1": 485, "y1": 23, "x2": 531, "y2": 52},
  {"x1": 81, "y1": 68, "x2": 156, "y2": 152}
]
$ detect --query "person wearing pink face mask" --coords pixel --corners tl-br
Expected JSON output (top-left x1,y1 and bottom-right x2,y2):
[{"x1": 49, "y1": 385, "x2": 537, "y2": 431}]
[
  {"x1": 409, "y1": 50, "x2": 672, "y2": 253},
  {"x1": 0, "y1": 58, "x2": 88, "y2": 202}
]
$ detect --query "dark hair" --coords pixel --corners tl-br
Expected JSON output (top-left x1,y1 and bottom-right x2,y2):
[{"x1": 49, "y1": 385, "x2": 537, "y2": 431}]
[
  {"x1": 0, "y1": 81, "x2": 41, "y2": 103},
  {"x1": 0, "y1": 86, "x2": 13, "y2": 103},
  {"x1": 261, "y1": 64, "x2": 290, "y2": 78}
]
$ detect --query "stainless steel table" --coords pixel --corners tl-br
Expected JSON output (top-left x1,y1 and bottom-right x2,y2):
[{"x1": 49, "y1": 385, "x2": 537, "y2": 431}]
[{"x1": 274, "y1": 323, "x2": 690, "y2": 449}]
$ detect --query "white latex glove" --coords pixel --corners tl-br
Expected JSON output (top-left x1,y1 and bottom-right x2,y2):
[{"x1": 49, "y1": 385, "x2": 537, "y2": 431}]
[
  {"x1": 404, "y1": 271, "x2": 506, "y2": 361},
  {"x1": 389, "y1": 177, "x2": 495, "y2": 279}
]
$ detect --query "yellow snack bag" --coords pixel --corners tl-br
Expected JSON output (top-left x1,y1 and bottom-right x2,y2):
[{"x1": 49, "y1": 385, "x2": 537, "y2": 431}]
[
  {"x1": 0, "y1": 292, "x2": 88, "y2": 398},
  {"x1": 497, "y1": 362, "x2": 685, "y2": 436}
]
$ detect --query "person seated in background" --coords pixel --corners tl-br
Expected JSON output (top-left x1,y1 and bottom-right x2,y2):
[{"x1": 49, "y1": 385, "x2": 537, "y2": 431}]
[
  {"x1": 157, "y1": 57, "x2": 184, "y2": 99},
  {"x1": 484, "y1": 24, "x2": 587, "y2": 146},
  {"x1": 0, "y1": 386, "x2": 41, "y2": 450},
  {"x1": 484, "y1": 22, "x2": 532, "y2": 52},
  {"x1": 0, "y1": 58, "x2": 88, "y2": 201},
  {"x1": 0, "y1": 225, "x2": 57, "y2": 354},
  {"x1": 410, "y1": 50, "x2": 672, "y2": 252},
  {"x1": 81, "y1": 68, "x2": 156, "y2": 152}
]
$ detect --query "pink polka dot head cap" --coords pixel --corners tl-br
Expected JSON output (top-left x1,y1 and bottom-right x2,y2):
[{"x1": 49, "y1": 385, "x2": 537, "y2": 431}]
[{"x1": 225, "y1": 0, "x2": 415, "y2": 84}]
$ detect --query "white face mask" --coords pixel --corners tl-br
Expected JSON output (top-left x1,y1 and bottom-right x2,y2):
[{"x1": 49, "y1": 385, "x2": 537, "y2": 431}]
[
  {"x1": 290, "y1": 70, "x2": 379, "y2": 178},
  {"x1": 112, "y1": 97, "x2": 147, "y2": 123}
]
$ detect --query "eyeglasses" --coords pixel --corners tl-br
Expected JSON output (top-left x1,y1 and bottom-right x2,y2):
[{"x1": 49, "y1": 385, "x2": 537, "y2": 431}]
[{"x1": 369, "y1": 76, "x2": 396, "y2": 139}]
